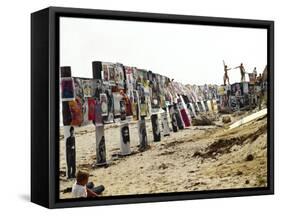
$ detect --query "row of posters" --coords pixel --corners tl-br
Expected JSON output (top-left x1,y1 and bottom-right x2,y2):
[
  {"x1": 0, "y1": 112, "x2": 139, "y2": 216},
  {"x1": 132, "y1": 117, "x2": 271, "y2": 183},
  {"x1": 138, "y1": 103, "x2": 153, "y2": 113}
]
[{"x1": 61, "y1": 62, "x2": 227, "y2": 127}]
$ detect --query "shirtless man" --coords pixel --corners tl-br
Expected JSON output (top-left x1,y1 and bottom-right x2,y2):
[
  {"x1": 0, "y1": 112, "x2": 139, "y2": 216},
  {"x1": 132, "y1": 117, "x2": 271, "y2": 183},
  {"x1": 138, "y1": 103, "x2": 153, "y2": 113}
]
[
  {"x1": 223, "y1": 65, "x2": 231, "y2": 85},
  {"x1": 234, "y1": 63, "x2": 246, "y2": 82}
]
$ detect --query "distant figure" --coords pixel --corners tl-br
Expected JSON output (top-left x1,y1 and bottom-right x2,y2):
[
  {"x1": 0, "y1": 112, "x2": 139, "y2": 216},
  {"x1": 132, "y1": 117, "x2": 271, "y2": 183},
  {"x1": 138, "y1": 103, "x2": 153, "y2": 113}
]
[
  {"x1": 234, "y1": 63, "x2": 246, "y2": 82},
  {"x1": 253, "y1": 67, "x2": 257, "y2": 78},
  {"x1": 223, "y1": 65, "x2": 231, "y2": 85},
  {"x1": 66, "y1": 126, "x2": 76, "y2": 179}
]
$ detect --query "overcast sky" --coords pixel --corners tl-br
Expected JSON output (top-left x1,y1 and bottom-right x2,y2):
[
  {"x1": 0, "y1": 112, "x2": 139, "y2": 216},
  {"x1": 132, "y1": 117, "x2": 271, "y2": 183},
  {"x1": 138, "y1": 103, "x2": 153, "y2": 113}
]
[{"x1": 60, "y1": 17, "x2": 267, "y2": 85}]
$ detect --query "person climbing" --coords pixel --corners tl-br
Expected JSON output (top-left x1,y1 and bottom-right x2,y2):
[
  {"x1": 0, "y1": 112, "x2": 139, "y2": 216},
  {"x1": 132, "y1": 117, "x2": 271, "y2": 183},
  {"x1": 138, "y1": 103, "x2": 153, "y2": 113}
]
[{"x1": 234, "y1": 63, "x2": 246, "y2": 82}]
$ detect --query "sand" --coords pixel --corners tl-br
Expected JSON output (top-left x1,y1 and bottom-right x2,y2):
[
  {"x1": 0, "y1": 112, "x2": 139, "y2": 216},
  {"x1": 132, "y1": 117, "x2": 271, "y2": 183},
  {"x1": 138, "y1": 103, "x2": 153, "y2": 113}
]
[{"x1": 59, "y1": 110, "x2": 267, "y2": 199}]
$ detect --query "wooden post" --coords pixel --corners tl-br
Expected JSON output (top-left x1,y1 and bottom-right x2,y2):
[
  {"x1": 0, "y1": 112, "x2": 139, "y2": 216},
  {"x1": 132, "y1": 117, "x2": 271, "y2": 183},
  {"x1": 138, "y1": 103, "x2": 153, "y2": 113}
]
[
  {"x1": 92, "y1": 61, "x2": 108, "y2": 166},
  {"x1": 60, "y1": 66, "x2": 76, "y2": 178}
]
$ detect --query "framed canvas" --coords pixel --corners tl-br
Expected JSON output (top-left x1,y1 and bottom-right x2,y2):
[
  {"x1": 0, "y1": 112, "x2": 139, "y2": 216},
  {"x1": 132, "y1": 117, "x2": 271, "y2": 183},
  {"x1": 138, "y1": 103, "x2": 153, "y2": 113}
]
[{"x1": 31, "y1": 6, "x2": 274, "y2": 208}]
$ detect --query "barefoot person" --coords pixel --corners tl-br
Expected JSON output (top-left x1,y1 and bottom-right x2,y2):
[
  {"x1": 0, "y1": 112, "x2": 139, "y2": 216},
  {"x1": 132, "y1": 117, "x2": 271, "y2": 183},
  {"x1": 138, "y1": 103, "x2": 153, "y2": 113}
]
[
  {"x1": 234, "y1": 63, "x2": 246, "y2": 82},
  {"x1": 223, "y1": 65, "x2": 231, "y2": 85}
]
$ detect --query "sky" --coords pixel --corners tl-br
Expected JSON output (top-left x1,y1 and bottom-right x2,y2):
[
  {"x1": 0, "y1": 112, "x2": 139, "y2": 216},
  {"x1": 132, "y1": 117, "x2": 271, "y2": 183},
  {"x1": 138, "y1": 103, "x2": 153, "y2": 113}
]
[{"x1": 60, "y1": 17, "x2": 267, "y2": 85}]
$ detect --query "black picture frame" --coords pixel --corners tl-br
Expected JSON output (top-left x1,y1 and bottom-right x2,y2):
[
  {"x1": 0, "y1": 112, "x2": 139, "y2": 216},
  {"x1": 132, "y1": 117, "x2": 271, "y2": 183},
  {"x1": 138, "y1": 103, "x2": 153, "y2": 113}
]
[{"x1": 31, "y1": 6, "x2": 274, "y2": 209}]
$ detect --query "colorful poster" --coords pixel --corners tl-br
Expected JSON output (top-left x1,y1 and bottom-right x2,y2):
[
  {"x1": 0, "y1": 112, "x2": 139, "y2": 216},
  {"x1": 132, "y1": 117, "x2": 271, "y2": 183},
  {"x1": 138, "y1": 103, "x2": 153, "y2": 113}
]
[
  {"x1": 88, "y1": 98, "x2": 95, "y2": 121},
  {"x1": 61, "y1": 78, "x2": 74, "y2": 101},
  {"x1": 69, "y1": 99, "x2": 83, "y2": 126},
  {"x1": 178, "y1": 98, "x2": 191, "y2": 127}
]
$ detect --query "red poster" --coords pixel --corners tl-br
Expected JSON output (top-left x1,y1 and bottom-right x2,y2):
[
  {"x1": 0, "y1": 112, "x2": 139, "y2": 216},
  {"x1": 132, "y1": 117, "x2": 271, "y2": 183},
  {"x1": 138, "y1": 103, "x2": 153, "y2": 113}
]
[
  {"x1": 180, "y1": 109, "x2": 191, "y2": 127},
  {"x1": 69, "y1": 99, "x2": 83, "y2": 126},
  {"x1": 88, "y1": 98, "x2": 95, "y2": 121}
]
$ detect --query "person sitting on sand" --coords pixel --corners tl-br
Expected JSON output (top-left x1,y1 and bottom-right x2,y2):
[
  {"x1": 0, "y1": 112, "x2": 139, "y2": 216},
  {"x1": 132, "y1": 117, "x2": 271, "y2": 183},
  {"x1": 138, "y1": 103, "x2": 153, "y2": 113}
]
[{"x1": 72, "y1": 170, "x2": 105, "y2": 198}]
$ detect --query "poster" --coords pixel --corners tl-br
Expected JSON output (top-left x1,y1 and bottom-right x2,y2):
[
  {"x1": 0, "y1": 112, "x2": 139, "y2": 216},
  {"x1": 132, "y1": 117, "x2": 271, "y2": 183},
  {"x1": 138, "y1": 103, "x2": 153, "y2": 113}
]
[
  {"x1": 140, "y1": 103, "x2": 147, "y2": 117},
  {"x1": 94, "y1": 101, "x2": 103, "y2": 126},
  {"x1": 100, "y1": 93, "x2": 108, "y2": 116},
  {"x1": 160, "y1": 110, "x2": 170, "y2": 136},
  {"x1": 115, "y1": 63, "x2": 125, "y2": 88},
  {"x1": 69, "y1": 99, "x2": 83, "y2": 126},
  {"x1": 62, "y1": 101, "x2": 72, "y2": 125},
  {"x1": 120, "y1": 100, "x2": 127, "y2": 121},
  {"x1": 102, "y1": 64, "x2": 109, "y2": 82},
  {"x1": 151, "y1": 114, "x2": 161, "y2": 142},
  {"x1": 174, "y1": 104, "x2": 184, "y2": 130},
  {"x1": 61, "y1": 78, "x2": 75, "y2": 101},
  {"x1": 108, "y1": 64, "x2": 116, "y2": 86},
  {"x1": 206, "y1": 100, "x2": 212, "y2": 113},
  {"x1": 82, "y1": 79, "x2": 94, "y2": 97},
  {"x1": 138, "y1": 117, "x2": 148, "y2": 150},
  {"x1": 96, "y1": 126, "x2": 106, "y2": 165},
  {"x1": 113, "y1": 92, "x2": 122, "y2": 117},
  {"x1": 88, "y1": 98, "x2": 95, "y2": 121},
  {"x1": 64, "y1": 125, "x2": 76, "y2": 178},
  {"x1": 132, "y1": 90, "x2": 139, "y2": 120},
  {"x1": 203, "y1": 100, "x2": 209, "y2": 112},
  {"x1": 178, "y1": 98, "x2": 191, "y2": 127},
  {"x1": 82, "y1": 98, "x2": 89, "y2": 126},
  {"x1": 168, "y1": 105, "x2": 178, "y2": 132},
  {"x1": 243, "y1": 82, "x2": 249, "y2": 94},
  {"x1": 103, "y1": 89, "x2": 114, "y2": 124},
  {"x1": 120, "y1": 122, "x2": 131, "y2": 155},
  {"x1": 217, "y1": 85, "x2": 226, "y2": 96}
]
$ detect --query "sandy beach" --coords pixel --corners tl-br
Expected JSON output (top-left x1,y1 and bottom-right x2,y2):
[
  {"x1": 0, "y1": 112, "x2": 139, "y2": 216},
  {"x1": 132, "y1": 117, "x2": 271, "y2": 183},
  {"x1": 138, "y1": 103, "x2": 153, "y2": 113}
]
[{"x1": 59, "y1": 110, "x2": 267, "y2": 199}]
